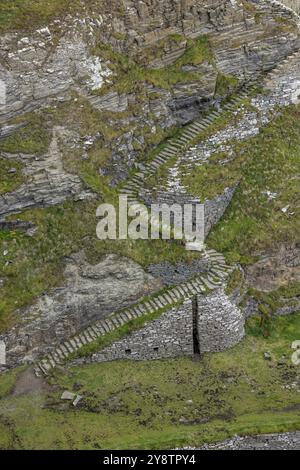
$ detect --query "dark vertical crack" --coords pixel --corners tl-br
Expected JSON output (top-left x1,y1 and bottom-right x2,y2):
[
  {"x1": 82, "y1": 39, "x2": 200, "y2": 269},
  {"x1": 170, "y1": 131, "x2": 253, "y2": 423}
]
[{"x1": 192, "y1": 296, "x2": 200, "y2": 355}]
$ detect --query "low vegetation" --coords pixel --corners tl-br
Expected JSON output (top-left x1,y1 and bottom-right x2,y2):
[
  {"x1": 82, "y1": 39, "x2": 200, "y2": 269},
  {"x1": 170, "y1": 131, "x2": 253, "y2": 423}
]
[
  {"x1": 206, "y1": 104, "x2": 300, "y2": 263},
  {"x1": 0, "y1": 0, "x2": 77, "y2": 32},
  {"x1": 93, "y1": 35, "x2": 214, "y2": 95},
  {"x1": 0, "y1": 0, "x2": 109, "y2": 33},
  {"x1": 0, "y1": 114, "x2": 51, "y2": 155},
  {"x1": 0, "y1": 199, "x2": 202, "y2": 332}
]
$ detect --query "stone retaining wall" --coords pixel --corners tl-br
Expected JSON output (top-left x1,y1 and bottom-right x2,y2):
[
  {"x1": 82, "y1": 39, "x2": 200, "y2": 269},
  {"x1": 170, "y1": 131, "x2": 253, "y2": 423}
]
[
  {"x1": 89, "y1": 288, "x2": 245, "y2": 364},
  {"x1": 139, "y1": 185, "x2": 237, "y2": 237},
  {"x1": 92, "y1": 301, "x2": 193, "y2": 363}
]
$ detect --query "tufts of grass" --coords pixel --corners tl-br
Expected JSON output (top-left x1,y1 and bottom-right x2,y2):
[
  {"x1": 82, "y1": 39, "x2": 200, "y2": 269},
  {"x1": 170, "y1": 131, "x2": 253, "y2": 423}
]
[
  {"x1": 0, "y1": 197, "x2": 202, "y2": 333},
  {"x1": 225, "y1": 268, "x2": 244, "y2": 296},
  {"x1": 93, "y1": 36, "x2": 214, "y2": 96},
  {"x1": 215, "y1": 73, "x2": 239, "y2": 97},
  {"x1": 0, "y1": 0, "x2": 104, "y2": 33},
  {"x1": 0, "y1": 114, "x2": 51, "y2": 155}
]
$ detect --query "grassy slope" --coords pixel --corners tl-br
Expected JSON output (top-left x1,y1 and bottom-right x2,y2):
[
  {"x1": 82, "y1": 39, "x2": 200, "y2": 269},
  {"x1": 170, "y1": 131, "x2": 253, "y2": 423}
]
[
  {"x1": 206, "y1": 104, "x2": 300, "y2": 263},
  {"x1": 0, "y1": 0, "x2": 77, "y2": 32},
  {"x1": 0, "y1": 313, "x2": 299, "y2": 449},
  {"x1": 0, "y1": 94, "x2": 201, "y2": 333}
]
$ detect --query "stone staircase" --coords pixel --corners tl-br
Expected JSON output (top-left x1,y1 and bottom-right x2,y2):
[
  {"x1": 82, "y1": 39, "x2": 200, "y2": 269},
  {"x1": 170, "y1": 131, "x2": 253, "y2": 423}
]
[
  {"x1": 34, "y1": 249, "x2": 233, "y2": 376},
  {"x1": 120, "y1": 39, "x2": 300, "y2": 206},
  {"x1": 120, "y1": 80, "x2": 260, "y2": 205}
]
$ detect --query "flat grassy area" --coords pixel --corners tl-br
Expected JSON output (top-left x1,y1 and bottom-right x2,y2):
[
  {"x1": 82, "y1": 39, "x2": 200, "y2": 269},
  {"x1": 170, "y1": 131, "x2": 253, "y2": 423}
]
[{"x1": 0, "y1": 313, "x2": 299, "y2": 449}]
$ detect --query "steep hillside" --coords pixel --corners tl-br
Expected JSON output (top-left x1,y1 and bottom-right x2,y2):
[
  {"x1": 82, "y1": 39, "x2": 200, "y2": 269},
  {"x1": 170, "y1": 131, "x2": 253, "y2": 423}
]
[{"x1": 0, "y1": 0, "x2": 299, "y2": 451}]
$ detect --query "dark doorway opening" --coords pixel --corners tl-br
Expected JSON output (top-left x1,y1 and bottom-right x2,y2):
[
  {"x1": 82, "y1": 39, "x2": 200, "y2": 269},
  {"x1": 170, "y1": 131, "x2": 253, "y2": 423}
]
[{"x1": 192, "y1": 297, "x2": 200, "y2": 355}]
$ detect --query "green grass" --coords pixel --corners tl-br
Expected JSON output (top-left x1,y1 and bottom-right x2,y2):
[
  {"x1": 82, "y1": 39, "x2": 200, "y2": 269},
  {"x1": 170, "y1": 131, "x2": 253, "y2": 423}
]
[
  {"x1": 244, "y1": 283, "x2": 300, "y2": 337},
  {"x1": 215, "y1": 73, "x2": 239, "y2": 97},
  {"x1": 135, "y1": 35, "x2": 213, "y2": 68},
  {"x1": 0, "y1": 114, "x2": 51, "y2": 155},
  {"x1": 225, "y1": 268, "x2": 244, "y2": 296},
  {"x1": 0, "y1": 0, "x2": 74, "y2": 32},
  {"x1": 142, "y1": 106, "x2": 246, "y2": 192},
  {"x1": 0, "y1": 158, "x2": 24, "y2": 194},
  {"x1": 0, "y1": 0, "x2": 105, "y2": 33},
  {"x1": 182, "y1": 149, "x2": 241, "y2": 200},
  {"x1": 206, "y1": 104, "x2": 300, "y2": 263},
  {"x1": 0, "y1": 313, "x2": 299, "y2": 449}
]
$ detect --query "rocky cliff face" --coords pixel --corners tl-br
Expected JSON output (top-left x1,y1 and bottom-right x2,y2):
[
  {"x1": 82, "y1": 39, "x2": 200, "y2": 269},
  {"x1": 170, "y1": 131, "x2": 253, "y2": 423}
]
[{"x1": 1, "y1": 0, "x2": 299, "y2": 189}]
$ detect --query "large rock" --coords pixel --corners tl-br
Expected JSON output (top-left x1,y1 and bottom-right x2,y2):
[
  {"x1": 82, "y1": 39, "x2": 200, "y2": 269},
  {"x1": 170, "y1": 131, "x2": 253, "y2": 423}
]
[
  {"x1": 0, "y1": 252, "x2": 162, "y2": 365},
  {"x1": 0, "y1": 127, "x2": 94, "y2": 219}
]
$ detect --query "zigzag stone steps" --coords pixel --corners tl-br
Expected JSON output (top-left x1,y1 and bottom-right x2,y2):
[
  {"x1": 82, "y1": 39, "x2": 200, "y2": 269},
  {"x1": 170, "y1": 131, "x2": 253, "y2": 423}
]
[
  {"x1": 119, "y1": 73, "x2": 279, "y2": 199},
  {"x1": 34, "y1": 250, "x2": 233, "y2": 376}
]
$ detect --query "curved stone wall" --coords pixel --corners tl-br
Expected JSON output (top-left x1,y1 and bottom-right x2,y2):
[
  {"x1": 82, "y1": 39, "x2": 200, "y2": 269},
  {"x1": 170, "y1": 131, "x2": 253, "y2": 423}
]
[{"x1": 197, "y1": 289, "x2": 245, "y2": 353}]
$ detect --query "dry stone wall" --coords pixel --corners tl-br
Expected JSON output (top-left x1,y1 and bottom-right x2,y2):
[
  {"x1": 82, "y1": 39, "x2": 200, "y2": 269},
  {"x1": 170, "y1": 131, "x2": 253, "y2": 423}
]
[
  {"x1": 88, "y1": 288, "x2": 245, "y2": 365},
  {"x1": 197, "y1": 289, "x2": 245, "y2": 353},
  {"x1": 91, "y1": 300, "x2": 194, "y2": 363},
  {"x1": 139, "y1": 184, "x2": 237, "y2": 237}
]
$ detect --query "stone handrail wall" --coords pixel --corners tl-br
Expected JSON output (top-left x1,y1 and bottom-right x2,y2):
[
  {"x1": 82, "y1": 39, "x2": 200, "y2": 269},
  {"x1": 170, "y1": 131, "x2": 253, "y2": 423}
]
[{"x1": 138, "y1": 185, "x2": 238, "y2": 237}]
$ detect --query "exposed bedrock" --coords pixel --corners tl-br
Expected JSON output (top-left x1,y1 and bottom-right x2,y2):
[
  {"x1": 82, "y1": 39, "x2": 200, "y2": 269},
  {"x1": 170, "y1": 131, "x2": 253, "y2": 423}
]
[
  {"x1": 0, "y1": 127, "x2": 95, "y2": 219},
  {"x1": 1, "y1": 1, "x2": 298, "y2": 119},
  {"x1": 191, "y1": 431, "x2": 300, "y2": 450},
  {"x1": 0, "y1": 253, "x2": 162, "y2": 366},
  {"x1": 245, "y1": 244, "x2": 300, "y2": 292},
  {"x1": 0, "y1": 1, "x2": 299, "y2": 167}
]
